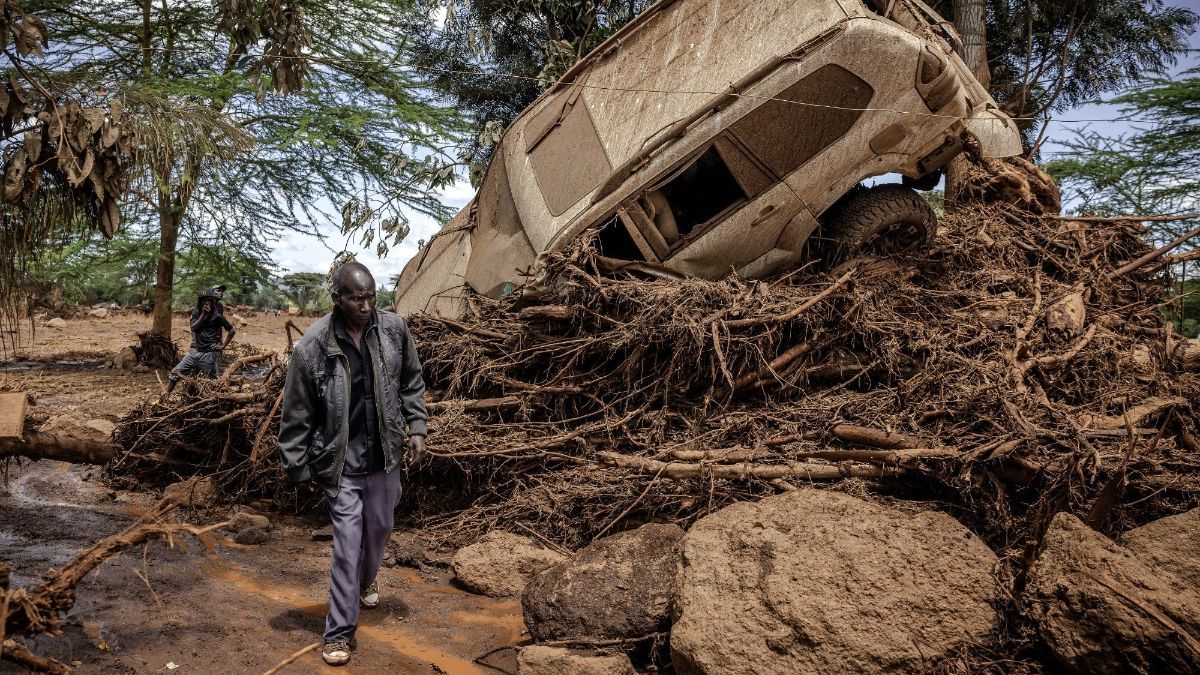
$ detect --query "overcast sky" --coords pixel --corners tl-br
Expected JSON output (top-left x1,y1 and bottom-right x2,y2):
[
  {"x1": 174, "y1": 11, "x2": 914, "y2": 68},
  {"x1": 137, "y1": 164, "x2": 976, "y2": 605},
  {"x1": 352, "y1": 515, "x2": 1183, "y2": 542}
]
[{"x1": 273, "y1": 5, "x2": 1200, "y2": 286}]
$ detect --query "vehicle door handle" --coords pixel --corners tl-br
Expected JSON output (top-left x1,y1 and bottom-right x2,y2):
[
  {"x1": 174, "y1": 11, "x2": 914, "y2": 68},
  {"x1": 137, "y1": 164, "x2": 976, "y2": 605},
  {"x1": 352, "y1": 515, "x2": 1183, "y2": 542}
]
[{"x1": 751, "y1": 205, "x2": 777, "y2": 227}]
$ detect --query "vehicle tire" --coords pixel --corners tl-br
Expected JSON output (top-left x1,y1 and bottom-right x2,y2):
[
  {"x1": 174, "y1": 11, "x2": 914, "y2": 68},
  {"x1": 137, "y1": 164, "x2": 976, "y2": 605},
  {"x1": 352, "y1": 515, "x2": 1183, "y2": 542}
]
[{"x1": 821, "y1": 184, "x2": 936, "y2": 256}]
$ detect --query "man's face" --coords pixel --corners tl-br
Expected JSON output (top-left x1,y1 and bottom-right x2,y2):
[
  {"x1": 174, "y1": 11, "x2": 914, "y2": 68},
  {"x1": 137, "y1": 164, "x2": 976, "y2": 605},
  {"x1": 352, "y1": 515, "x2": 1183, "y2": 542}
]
[
  {"x1": 332, "y1": 268, "x2": 376, "y2": 329},
  {"x1": 201, "y1": 299, "x2": 213, "y2": 313}
]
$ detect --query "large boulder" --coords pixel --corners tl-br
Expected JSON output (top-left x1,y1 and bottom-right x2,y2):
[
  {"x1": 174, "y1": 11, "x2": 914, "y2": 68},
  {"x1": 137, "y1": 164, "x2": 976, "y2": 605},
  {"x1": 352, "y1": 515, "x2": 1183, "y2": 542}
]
[
  {"x1": 672, "y1": 489, "x2": 1001, "y2": 675},
  {"x1": 517, "y1": 646, "x2": 636, "y2": 675},
  {"x1": 1025, "y1": 512, "x2": 1200, "y2": 674},
  {"x1": 113, "y1": 346, "x2": 138, "y2": 371},
  {"x1": 44, "y1": 317, "x2": 67, "y2": 329},
  {"x1": 163, "y1": 477, "x2": 217, "y2": 506},
  {"x1": 451, "y1": 531, "x2": 565, "y2": 597},
  {"x1": 88, "y1": 307, "x2": 108, "y2": 319},
  {"x1": 523, "y1": 523, "x2": 683, "y2": 641},
  {"x1": 40, "y1": 415, "x2": 112, "y2": 442},
  {"x1": 1118, "y1": 507, "x2": 1200, "y2": 588}
]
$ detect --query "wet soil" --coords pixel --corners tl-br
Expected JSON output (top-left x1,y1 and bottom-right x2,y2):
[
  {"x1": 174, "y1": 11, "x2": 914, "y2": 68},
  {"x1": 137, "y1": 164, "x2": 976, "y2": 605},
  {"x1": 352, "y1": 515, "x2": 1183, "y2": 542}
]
[{"x1": 1, "y1": 318, "x2": 526, "y2": 674}]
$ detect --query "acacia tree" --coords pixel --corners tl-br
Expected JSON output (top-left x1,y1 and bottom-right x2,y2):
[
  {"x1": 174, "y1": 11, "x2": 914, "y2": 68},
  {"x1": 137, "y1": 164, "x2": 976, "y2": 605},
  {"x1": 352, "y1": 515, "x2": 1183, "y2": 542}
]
[
  {"x1": 29, "y1": 0, "x2": 465, "y2": 335},
  {"x1": 408, "y1": 0, "x2": 652, "y2": 175},
  {"x1": 1047, "y1": 70, "x2": 1200, "y2": 335}
]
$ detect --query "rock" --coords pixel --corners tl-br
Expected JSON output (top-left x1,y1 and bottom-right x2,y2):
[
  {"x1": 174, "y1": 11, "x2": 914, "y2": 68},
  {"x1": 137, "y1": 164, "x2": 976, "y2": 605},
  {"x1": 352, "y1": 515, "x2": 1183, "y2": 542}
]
[
  {"x1": 40, "y1": 414, "x2": 110, "y2": 442},
  {"x1": 523, "y1": 523, "x2": 682, "y2": 641},
  {"x1": 517, "y1": 646, "x2": 636, "y2": 675},
  {"x1": 287, "y1": 306, "x2": 301, "y2": 316},
  {"x1": 45, "y1": 317, "x2": 67, "y2": 329},
  {"x1": 226, "y1": 512, "x2": 270, "y2": 533},
  {"x1": 113, "y1": 346, "x2": 138, "y2": 370},
  {"x1": 672, "y1": 489, "x2": 1001, "y2": 675},
  {"x1": 83, "y1": 419, "x2": 115, "y2": 438},
  {"x1": 88, "y1": 308, "x2": 108, "y2": 319},
  {"x1": 228, "y1": 313, "x2": 249, "y2": 327},
  {"x1": 132, "y1": 364, "x2": 150, "y2": 373},
  {"x1": 311, "y1": 525, "x2": 335, "y2": 541},
  {"x1": 452, "y1": 531, "x2": 565, "y2": 598},
  {"x1": 1026, "y1": 512, "x2": 1200, "y2": 674},
  {"x1": 233, "y1": 527, "x2": 269, "y2": 545},
  {"x1": 1119, "y1": 507, "x2": 1200, "y2": 588},
  {"x1": 163, "y1": 477, "x2": 217, "y2": 506}
]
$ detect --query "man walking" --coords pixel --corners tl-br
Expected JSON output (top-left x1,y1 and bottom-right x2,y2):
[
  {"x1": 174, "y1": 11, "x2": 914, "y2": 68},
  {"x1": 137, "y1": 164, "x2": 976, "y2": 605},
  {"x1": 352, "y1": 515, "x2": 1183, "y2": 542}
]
[
  {"x1": 167, "y1": 285, "x2": 236, "y2": 393},
  {"x1": 277, "y1": 261, "x2": 428, "y2": 666}
]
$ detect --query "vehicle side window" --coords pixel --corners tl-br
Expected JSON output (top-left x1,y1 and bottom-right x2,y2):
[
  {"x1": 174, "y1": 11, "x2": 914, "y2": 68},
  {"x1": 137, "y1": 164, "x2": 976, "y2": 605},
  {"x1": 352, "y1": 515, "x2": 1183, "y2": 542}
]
[
  {"x1": 729, "y1": 64, "x2": 873, "y2": 179},
  {"x1": 525, "y1": 92, "x2": 612, "y2": 216},
  {"x1": 657, "y1": 146, "x2": 746, "y2": 239}
]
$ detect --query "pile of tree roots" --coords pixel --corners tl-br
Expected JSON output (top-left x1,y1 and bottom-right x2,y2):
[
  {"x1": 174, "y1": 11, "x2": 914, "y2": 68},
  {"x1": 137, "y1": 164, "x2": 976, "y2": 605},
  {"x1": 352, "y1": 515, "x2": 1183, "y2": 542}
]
[{"x1": 109, "y1": 201, "x2": 1200, "y2": 561}]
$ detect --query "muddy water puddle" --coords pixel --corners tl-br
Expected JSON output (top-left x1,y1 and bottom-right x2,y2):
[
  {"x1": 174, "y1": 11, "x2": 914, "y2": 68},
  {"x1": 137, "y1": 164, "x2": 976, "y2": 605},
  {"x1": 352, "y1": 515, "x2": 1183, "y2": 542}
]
[{"x1": 2, "y1": 461, "x2": 525, "y2": 674}]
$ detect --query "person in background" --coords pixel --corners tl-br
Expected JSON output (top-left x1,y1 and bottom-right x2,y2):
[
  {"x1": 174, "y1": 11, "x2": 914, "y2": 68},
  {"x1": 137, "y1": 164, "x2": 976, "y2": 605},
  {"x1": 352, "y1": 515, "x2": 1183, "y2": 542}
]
[{"x1": 166, "y1": 285, "x2": 235, "y2": 393}]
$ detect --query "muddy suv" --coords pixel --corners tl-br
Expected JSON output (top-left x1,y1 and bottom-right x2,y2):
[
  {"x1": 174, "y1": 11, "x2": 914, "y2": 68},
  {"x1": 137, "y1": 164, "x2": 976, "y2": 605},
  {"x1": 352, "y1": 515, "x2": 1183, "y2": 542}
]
[{"x1": 395, "y1": 0, "x2": 1022, "y2": 317}]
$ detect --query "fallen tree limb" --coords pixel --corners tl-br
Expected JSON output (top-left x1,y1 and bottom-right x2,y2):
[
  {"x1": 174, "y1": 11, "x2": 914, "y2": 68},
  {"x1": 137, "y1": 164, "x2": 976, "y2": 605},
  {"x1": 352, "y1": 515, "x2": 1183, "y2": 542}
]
[
  {"x1": 1057, "y1": 213, "x2": 1200, "y2": 223},
  {"x1": 599, "y1": 452, "x2": 905, "y2": 480},
  {"x1": 2, "y1": 502, "x2": 228, "y2": 673},
  {"x1": 796, "y1": 447, "x2": 959, "y2": 466},
  {"x1": 830, "y1": 424, "x2": 927, "y2": 450},
  {"x1": 0, "y1": 432, "x2": 118, "y2": 464},
  {"x1": 1107, "y1": 222, "x2": 1200, "y2": 279},
  {"x1": 219, "y1": 352, "x2": 275, "y2": 382},
  {"x1": 426, "y1": 396, "x2": 523, "y2": 413},
  {"x1": 724, "y1": 269, "x2": 855, "y2": 329},
  {"x1": 733, "y1": 342, "x2": 813, "y2": 390},
  {"x1": 1, "y1": 638, "x2": 67, "y2": 674}
]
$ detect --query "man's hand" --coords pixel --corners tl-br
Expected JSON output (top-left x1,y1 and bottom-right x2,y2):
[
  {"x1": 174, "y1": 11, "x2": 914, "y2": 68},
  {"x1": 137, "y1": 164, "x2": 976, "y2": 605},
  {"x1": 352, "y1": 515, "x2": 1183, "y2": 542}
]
[{"x1": 406, "y1": 434, "x2": 426, "y2": 468}]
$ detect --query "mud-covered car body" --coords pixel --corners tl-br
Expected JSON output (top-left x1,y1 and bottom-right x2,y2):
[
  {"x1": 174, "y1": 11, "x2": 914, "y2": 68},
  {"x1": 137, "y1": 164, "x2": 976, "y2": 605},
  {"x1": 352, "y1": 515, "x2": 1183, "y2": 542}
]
[{"x1": 395, "y1": 0, "x2": 1022, "y2": 317}]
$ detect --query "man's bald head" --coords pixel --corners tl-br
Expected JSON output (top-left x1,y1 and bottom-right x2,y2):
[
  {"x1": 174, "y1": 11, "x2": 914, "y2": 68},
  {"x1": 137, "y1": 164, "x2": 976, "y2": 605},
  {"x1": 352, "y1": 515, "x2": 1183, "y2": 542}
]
[{"x1": 331, "y1": 261, "x2": 375, "y2": 296}]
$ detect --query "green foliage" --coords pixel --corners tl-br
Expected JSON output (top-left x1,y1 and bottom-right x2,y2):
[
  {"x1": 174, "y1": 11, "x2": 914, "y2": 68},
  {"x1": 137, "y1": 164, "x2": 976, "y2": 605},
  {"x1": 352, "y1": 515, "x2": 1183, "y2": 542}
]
[
  {"x1": 1046, "y1": 70, "x2": 1200, "y2": 335},
  {"x1": 26, "y1": 232, "x2": 285, "y2": 308},
  {"x1": 921, "y1": 1, "x2": 1197, "y2": 142},
  {"x1": 408, "y1": 0, "x2": 653, "y2": 173},
  {"x1": 279, "y1": 271, "x2": 329, "y2": 312},
  {"x1": 24, "y1": 0, "x2": 468, "y2": 327}
]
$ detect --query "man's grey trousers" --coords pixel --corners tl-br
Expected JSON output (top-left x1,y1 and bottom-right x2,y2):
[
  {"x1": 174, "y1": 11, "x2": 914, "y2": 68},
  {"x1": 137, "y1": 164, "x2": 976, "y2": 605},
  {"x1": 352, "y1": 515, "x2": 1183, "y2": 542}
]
[{"x1": 324, "y1": 469, "x2": 403, "y2": 643}]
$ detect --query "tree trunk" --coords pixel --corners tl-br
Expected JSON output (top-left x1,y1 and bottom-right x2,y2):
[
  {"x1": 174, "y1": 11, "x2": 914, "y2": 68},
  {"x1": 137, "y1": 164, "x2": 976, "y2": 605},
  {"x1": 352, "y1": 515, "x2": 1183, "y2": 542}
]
[
  {"x1": 0, "y1": 432, "x2": 119, "y2": 464},
  {"x1": 954, "y1": 0, "x2": 990, "y2": 89},
  {"x1": 946, "y1": 0, "x2": 990, "y2": 205},
  {"x1": 151, "y1": 197, "x2": 180, "y2": 337}
]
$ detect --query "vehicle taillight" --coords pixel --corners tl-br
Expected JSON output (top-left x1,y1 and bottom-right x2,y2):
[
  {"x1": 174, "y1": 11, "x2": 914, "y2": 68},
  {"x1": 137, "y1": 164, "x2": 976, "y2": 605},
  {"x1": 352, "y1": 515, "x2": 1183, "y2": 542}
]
[{"x1": 918, "y1": 46, "x2": 944, "y2": 85}]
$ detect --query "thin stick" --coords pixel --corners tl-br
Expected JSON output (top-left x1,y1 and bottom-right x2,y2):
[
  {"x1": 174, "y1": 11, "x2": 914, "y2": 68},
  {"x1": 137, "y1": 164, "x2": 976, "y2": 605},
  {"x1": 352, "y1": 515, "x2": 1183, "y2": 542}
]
[
  {"x1": 1107, "y1": 223, "x2": 1200, "y2": 279},
  {"x1": 261, "y1": 642, "x2": 321, "y2": 675},
  {"x1": 593, "y1": 463, "x2": 667, "y2": 541},
  {"x1": 513, "y1": 522, "x2": 571, "y2": 556},
  {"x1": 724, "y1": 269, "x2": 855, "y2": 328},
  {"x1": 1057, "y1": 213, "x2": 1199, "y2": 223}
]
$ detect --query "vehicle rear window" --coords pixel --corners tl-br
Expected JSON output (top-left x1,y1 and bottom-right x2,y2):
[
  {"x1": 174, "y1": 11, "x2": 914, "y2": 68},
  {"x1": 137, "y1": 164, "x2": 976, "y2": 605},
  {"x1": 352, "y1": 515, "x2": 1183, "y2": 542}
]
[
  {"x1": 526, "y1": 92, "x2": 612, "y2": 216},
  {"x1": 730, "y1": 64, "x2": 873, "y2": 178}
]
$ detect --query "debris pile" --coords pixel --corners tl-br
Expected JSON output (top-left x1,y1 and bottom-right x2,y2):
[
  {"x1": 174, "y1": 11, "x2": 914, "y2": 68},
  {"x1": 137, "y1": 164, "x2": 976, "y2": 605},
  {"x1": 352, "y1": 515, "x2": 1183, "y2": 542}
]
[
  {"x1": 111, "y1": 202, "x2": 1200, "y2": 559},
  {"x1": 105, "y1": 354, "x2": 313, "y2": 509},
  {"x1": 406, "y1": 202, "x2": 1200, "y2": 551}
]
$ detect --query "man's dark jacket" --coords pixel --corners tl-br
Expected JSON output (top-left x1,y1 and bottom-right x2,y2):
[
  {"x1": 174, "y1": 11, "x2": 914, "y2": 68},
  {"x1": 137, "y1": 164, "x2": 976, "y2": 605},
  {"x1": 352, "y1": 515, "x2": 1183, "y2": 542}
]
[{"x1": 278, "y1": 310, "x2": 428, "y2": 496}]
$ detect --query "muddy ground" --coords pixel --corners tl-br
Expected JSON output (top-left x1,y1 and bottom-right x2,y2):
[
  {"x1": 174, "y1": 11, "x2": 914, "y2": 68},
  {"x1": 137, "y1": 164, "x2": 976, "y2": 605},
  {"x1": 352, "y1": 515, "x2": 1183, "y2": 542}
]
[{"x1": 2, "y1": 314, "x2": 524, "y2": 674}]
